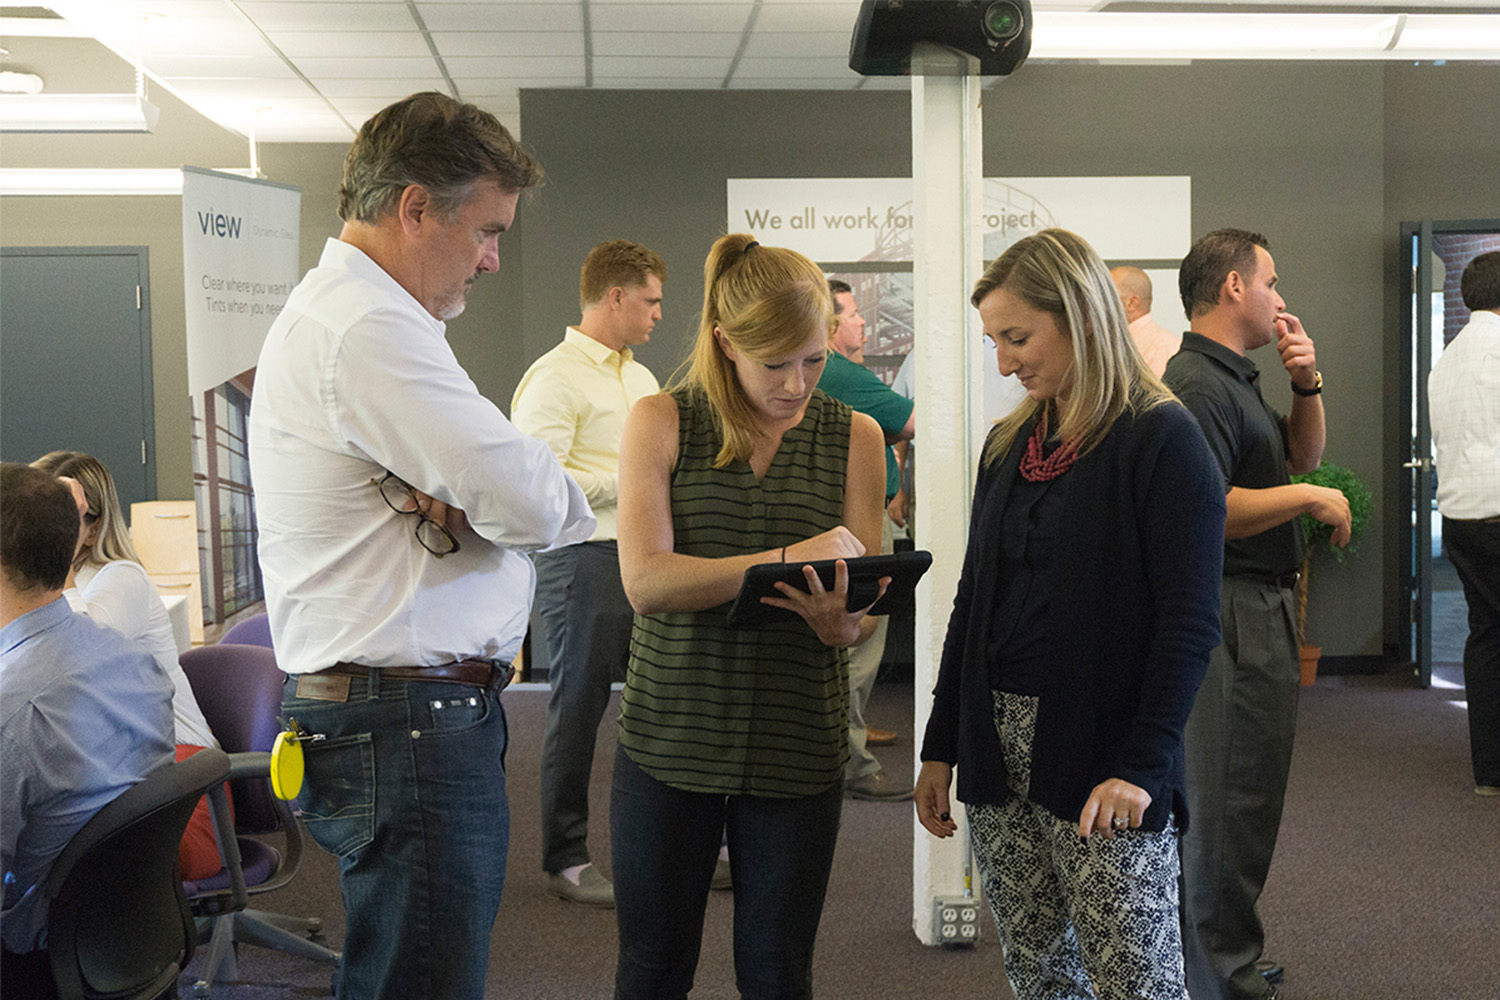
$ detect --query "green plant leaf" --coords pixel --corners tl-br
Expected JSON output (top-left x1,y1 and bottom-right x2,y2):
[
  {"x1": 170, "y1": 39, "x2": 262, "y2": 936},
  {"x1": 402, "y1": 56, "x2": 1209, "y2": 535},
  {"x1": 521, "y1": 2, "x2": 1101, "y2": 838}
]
[{"x1": 1289, "y1": 461, "x2": 1373, "y2": 564}]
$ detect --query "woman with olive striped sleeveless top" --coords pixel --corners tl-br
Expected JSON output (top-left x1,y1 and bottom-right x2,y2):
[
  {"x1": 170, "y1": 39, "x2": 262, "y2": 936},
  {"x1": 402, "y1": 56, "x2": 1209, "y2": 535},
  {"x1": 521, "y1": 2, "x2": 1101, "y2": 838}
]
[
  {"x1": 618, "y1": 384, "x2": 852, "y2": 796},
  {"x1": 611, "y1": 234, "x2": 887, "y2": 1000}
]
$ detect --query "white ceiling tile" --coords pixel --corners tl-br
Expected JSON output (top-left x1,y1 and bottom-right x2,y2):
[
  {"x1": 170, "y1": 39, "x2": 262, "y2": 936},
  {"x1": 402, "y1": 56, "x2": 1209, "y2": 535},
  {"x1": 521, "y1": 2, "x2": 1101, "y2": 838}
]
[
  {"x1": 453, "y1": 75, "x2": 587, "y2": 89},
  {"x1": 140, "y1": 26, "x2": 272, "y2": 59},
  {"x1": 296, "y1": 56, "x2": 443, "y2": 77},
  {"x1": 414, "y1": 3, "x2": 584, "y2": 33},
  {"x1": 430, "y1": 31, "x2": 585, "y2": 57},
  {"x1": 741, "y1": 31, "x2": 852, "y2": 58},
  {"x1": 40, "y1": 0, "x2": 1500, "y2": 144},
  {"x1": 242, "y1": 96, "x2": 354, "y2": 114},
  {"x1": 588, "y1": 78, "x2": 728, "y2": 90},
  {"x1": 315, "y1": 77, "x2": 452, "y2": 97},
  {"x1": 590, "y1": 4, "x2": 754, "y2": 33},
  {"x1": 592, "y1": 32, "x2": 741, "y2": 57},
  {"x1": 271, "y1": 32, "x2": 435, "y2": 58},
  {"x1": 239, "y1": 3, "x2": 414, "y2": 33},
  {"x1": 732, "y1": 57, "x2": 865, "y2": 80},
  {"x1": 151, "y1": 55, "x2": 301, "y2": 78},
  {"x1": 753, "y1": 2, "x2": 865, "y2": 33},
  {"x1": 591, "y1": 0, "x2": 749, "y2": 5},
  {"x1": 724, "y1": 78, "x2": 858, "y2": 90},
  {"x1": 591, "y1": 55, "x2": 734, "y2": 78},
  {"x1": 444, "y1": 55, "x2": 587, "y2": 76},
  {"x1": 257, "y1": 126, "x2": 356, "y2": 143},
  {"x1": 163, "y1": 77, "x2": 319, "y2": 99}
]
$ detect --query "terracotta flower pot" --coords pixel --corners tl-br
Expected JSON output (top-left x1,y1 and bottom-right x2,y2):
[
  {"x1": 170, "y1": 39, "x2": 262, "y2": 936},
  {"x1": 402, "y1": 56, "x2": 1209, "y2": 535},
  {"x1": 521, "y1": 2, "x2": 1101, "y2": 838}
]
[{"x1": 1299, "y1": 644, "x2": 1322, "y2": 687}]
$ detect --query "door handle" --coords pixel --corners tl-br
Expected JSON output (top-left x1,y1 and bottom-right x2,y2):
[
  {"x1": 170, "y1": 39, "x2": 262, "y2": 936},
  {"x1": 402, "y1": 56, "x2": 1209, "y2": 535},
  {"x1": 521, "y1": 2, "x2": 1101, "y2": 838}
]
[{"x1": 1402, "y1": 458, "x2": 1434, "y2": 471}]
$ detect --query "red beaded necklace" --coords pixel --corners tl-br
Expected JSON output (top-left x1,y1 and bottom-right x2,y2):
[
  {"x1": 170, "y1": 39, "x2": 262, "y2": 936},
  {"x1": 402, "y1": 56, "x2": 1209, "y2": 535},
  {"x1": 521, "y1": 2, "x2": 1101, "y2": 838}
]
[{"x1": 1019, "y1": 412, "x2": 1079, "y2": 482}]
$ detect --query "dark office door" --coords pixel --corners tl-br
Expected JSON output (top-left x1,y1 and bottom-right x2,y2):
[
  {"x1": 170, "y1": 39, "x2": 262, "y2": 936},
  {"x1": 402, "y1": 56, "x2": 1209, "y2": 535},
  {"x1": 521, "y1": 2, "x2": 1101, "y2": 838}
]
[
  {"x1": 0, "y1": 246, "x2": 157, "y2": 512},
  {"x1": 1398, "y1": 220, "x2": 1500, "y2": 689}
]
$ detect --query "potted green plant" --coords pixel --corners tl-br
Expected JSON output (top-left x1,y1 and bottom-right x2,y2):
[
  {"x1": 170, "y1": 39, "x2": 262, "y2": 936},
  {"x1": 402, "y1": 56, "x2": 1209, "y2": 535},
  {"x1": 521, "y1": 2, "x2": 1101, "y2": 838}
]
[{"x1": 1289, "y1": 461, "x2": 1373, "y2": 684}]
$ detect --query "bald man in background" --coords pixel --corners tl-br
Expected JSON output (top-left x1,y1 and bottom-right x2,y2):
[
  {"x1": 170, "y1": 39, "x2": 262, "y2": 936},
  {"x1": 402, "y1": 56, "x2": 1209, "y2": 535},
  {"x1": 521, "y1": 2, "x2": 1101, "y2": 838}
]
[{"x1": 1112, "y1": 266, "x2": 1182, "y2": 378}]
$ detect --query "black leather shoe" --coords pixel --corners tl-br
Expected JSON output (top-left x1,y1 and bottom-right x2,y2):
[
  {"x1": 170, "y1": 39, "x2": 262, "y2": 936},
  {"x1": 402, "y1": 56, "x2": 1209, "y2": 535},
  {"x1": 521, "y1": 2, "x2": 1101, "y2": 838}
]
[{"x1": 1256, "y1": 959, "x2": 1285, "y2": 985}]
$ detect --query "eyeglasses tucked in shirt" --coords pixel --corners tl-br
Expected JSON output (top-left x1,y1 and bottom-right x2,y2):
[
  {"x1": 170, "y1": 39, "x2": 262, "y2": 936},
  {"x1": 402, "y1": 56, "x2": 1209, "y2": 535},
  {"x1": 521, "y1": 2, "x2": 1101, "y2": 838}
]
[{"x1": 372, "y1": 473, "x2": 461, "y2": 557}]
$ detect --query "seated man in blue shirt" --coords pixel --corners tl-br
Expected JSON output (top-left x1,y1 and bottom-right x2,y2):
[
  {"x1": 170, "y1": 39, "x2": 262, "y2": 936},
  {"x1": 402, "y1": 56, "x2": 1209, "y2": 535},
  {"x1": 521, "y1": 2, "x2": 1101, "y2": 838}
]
[{"x1": 1, "y1": 462, "x2": 174, "y2": 986}]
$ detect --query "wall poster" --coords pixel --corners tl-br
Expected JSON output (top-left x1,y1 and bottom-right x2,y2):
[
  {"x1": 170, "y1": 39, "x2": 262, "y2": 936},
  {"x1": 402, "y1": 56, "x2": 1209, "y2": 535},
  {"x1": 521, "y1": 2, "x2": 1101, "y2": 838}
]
[
  {"x1": 728, "y1": 176, "x2": 1192, "y2": 419},
  {"x1": 181, "y1": 166, "x2": 300, "y2": 629}
]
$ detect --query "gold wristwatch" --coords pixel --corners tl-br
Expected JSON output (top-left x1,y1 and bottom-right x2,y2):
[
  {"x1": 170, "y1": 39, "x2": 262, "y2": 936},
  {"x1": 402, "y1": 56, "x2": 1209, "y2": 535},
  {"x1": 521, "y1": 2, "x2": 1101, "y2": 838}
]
[{"x1": 1291, "y1": 371, "x2": 1323, "y2": 397}]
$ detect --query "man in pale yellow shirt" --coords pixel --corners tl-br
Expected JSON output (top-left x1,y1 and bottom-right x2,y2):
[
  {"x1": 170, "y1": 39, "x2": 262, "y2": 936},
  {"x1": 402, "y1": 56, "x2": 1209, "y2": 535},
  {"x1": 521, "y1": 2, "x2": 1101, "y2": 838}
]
[
  {"x1": 512, "y1": 240, "x2": 664, "y2": 906},
  {"x1": 1111, "y1": 266, "x2": 1183, "y2": 378}
]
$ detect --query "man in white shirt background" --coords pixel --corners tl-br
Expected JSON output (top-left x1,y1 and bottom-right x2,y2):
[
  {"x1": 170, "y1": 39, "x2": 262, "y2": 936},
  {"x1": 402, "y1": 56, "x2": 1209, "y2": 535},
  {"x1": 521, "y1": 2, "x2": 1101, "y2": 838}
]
[
  {"x1": 1111, "y1": 265, "x2": 1183, "y2": 378},
  {"x1": 1428, "y1": 249, "x2": 1500, "y2": 797},
  {"x1": 248, "y1": 92, "x2": 594, "y2": 1000},
  {"x1": 511, "y1": 240, "x2": 665, "y2": 906}
]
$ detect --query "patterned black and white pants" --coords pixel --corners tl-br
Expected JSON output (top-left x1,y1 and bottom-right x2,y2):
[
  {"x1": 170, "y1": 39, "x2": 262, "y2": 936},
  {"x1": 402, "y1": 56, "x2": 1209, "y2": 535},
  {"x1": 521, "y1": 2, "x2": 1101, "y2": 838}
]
[{"x1": 967, "y1": 691, "x2": 1188, "y2": 1000}]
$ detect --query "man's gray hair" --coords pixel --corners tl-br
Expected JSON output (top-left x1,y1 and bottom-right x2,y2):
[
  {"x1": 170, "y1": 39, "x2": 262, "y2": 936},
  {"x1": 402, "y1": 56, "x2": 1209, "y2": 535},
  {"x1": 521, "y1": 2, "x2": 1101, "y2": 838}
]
[{"x1": 338, "y1": 91, "x2": 544, "y2": 224}]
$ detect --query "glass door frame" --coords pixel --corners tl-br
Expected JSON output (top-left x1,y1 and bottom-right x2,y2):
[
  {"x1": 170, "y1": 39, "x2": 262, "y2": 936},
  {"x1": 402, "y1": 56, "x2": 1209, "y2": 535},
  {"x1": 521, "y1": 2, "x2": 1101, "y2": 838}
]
[{"x1": 1398, "y1": 218, "x2": 1500, "y2": 689}]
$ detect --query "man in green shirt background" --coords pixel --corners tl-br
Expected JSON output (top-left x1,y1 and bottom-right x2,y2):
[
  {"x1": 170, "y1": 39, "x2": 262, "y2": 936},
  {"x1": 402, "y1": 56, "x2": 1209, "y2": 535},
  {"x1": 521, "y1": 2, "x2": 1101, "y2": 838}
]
[{"x1": 819, "y1": 279, "x2": 914, "y2": 801}]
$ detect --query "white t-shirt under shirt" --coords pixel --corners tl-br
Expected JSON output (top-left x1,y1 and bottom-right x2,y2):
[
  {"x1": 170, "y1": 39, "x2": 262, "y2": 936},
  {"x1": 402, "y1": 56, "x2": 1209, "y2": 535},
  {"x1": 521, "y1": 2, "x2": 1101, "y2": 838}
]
[{"x1": 65, "y1": 560, "x2": 217, "y2": 749}]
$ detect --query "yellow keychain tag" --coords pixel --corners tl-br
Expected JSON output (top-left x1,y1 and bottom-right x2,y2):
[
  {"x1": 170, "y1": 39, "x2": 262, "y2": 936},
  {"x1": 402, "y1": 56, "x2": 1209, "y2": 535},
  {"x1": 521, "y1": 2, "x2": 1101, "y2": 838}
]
[{"x1": 269, "y1": 730, "x2": 305, "y2": 801}]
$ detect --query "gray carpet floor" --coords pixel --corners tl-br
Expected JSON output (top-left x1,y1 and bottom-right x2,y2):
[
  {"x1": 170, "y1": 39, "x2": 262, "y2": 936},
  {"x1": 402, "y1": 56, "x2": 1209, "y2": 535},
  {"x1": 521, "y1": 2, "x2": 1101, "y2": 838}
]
[{"x1": 181, "y1": 663, "x2": 1498, "y2": 999}]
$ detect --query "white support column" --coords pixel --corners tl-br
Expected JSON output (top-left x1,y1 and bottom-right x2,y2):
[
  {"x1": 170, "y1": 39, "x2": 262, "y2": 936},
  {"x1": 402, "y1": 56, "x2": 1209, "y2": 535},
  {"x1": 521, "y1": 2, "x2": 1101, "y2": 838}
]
[{"x1": 909, "y1": 43, "x2": 985, "y2": 945}]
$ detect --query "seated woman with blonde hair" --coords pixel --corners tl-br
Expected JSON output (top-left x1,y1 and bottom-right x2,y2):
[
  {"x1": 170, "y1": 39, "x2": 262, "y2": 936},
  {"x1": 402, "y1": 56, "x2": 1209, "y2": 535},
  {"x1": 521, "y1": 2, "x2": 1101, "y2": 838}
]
[{"x1": 31, "y1": 451, "x2": 222, "y2": 877}]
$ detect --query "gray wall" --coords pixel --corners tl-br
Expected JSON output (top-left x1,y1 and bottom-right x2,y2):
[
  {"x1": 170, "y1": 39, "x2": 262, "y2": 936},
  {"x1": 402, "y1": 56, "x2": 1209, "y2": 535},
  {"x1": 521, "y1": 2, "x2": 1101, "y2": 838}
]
[
  {"x1": 1379, "y1": 63, "x2": 1500, "y2": 661},
  {"x1": 513, "y1": 89, "x2": 914, "y2": 391},
  {"x1": 988, "y1": 62, "x2": 1389, "y2": 662},
  {"x1": 514, "y1": 67, "x2": 1391, "y2": 654}
]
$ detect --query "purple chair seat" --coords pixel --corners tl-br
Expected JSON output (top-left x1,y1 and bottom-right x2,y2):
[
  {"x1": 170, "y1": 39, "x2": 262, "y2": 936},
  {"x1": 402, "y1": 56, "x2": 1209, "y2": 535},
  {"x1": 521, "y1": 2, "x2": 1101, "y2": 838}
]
[{"x1": 182, "y1": 839, "x2": 280, "y2": 895}]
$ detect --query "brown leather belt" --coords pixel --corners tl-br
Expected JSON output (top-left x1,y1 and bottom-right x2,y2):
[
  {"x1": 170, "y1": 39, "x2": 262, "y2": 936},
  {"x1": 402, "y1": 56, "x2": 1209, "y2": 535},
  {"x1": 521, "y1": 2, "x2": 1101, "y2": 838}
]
[{"x1": 325, "y1": 659, "x2": 514, "y2": 690}]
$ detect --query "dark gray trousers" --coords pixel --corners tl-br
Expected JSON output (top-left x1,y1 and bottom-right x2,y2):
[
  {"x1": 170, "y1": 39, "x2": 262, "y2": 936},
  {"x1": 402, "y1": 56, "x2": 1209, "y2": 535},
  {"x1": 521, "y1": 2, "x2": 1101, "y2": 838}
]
[
  {"x1": 535, "y1": 541, "x2": 634, "y2": 873},
  {"x1": 1180, "y1": 576, "x2": 1299, "y2": 1000},
  {"x1": 1444, "y1": 516, "x2": 1500, "y2": 786}
]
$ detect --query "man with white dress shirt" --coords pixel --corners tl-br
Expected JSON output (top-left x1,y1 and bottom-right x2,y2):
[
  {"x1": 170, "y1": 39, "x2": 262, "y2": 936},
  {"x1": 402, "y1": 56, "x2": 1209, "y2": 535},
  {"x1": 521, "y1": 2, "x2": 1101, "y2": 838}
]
[
  {"x1": 1111, "y1": 266, "x2": 1183, "y2": 378},
  {"x1": 248, "y1": 93, "x2": 594, "y2": 1000},
  {"x1": 1429, "y1": 249, "x2": 1500, "y2": 797},
  {"x1": 511, "y1": 240, "x2": 664, "y2": 906}
]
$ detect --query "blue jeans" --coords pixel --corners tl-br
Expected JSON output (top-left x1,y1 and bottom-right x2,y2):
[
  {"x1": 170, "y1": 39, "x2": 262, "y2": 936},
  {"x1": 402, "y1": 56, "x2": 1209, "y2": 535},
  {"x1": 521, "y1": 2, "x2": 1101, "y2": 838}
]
[
  {"x1": 282, "y1": 670, "x2": 510, "y2": 1000},
  {"x1": 610, "y1": 751, "x2": 842, "y2": 1000}
]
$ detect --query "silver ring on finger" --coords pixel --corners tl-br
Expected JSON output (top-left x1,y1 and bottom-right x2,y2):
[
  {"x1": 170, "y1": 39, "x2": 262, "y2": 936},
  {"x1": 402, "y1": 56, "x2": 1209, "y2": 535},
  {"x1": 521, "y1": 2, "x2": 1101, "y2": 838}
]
[{"x1": 1111, "y1": 815, "x2": 1129, "y2": 830}]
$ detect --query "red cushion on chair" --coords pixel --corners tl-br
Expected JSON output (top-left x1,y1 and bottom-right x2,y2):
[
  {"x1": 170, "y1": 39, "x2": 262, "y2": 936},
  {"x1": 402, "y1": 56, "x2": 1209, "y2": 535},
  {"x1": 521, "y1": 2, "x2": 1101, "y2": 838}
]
[{"x1": 176, "y1": 745, "x2": 234, "y2": 880}]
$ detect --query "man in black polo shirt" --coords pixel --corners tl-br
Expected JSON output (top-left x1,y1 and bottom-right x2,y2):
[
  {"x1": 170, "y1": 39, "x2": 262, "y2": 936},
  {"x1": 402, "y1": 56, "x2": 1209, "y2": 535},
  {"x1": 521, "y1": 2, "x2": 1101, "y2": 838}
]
[{"x1": 1164, "y1": 229, "x2": 1351, "y2": 1000}]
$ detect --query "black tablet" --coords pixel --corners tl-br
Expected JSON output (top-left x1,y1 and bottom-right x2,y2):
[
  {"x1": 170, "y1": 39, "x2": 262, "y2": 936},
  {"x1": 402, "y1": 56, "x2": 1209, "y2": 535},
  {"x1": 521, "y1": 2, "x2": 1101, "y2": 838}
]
[{"x1": 725, "y1": 550, "x2": 933, "y2": 628}]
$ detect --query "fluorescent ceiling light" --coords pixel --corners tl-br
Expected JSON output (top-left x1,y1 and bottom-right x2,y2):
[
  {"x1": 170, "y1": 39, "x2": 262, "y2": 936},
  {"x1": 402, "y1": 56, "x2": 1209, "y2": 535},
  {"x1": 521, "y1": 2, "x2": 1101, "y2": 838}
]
[
  {"x1": 1030, "y1": 13, "x2": 1500, "y2": 61},
  {"x1": 0, "y1": 167, "x2": 256, "y2": 196},
  {"x1": 0, "y1": 92, "x2": 160, "y2": 132}
]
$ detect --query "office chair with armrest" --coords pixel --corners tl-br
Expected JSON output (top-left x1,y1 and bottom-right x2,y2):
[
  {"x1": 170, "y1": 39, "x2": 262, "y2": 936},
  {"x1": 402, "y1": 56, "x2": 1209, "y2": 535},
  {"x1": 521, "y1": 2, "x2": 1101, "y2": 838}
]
[
  {"x1": 179, "y1": 643, "x2": 341, "y2": 996},
  {"x1": 218, "y1": 613, "x2": 271, "y2": 649},
  {"x1": 39, "y1": 747, "x2": 238, "y2": 1000}
]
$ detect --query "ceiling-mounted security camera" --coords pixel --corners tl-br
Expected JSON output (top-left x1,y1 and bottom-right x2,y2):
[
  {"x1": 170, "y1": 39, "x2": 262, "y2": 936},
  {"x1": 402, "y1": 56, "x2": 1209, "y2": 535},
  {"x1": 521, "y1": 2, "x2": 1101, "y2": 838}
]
[{"x1": 849, "y1": 0, "x2": 1032, "y2": 77}]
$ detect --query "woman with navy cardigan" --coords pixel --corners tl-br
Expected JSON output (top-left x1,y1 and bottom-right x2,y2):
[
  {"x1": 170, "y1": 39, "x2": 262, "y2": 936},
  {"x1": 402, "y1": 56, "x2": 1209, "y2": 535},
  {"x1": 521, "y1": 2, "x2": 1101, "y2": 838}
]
[{"x1": 915, "y1": 229, "x2": 1226, "y2": 1000}]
